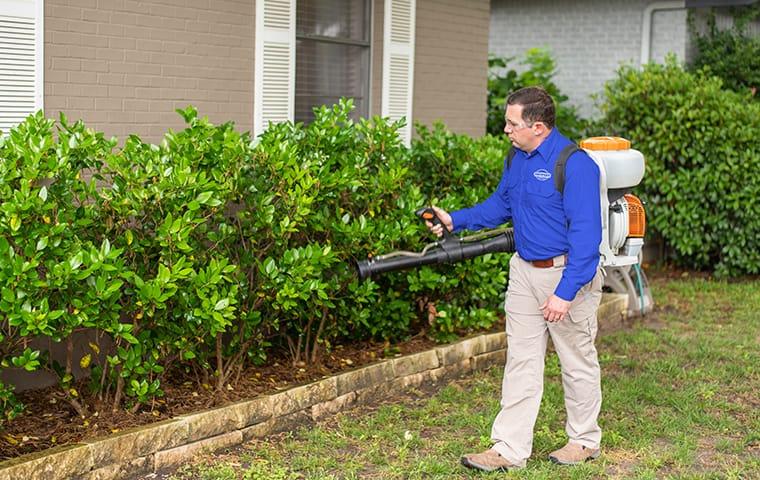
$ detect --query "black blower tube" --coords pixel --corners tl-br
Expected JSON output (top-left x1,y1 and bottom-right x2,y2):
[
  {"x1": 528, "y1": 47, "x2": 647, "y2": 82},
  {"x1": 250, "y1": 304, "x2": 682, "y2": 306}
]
[{"x1": 355, "y1": 229, "x2": 516, "y2": 280}]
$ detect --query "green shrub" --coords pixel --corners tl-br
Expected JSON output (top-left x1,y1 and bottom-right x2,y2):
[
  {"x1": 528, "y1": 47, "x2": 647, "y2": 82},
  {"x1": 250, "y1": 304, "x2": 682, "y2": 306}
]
[
  {"x1": 94, "y1": 106, "x2": 248, "y2": 408},
  {"x1": 0, "y1": 112, "x2": 123, "y2": 416},
  {"x1": 0, "y1": 380, "x2": 22, "y2": 430},
  {"x1": 407, "y1": 123, "x2": 511, "y2": 340},
  {"x1": 598, "y1": 57, "x2": 760, "y2": 276},
  {"x1": 688, "y1": 6, "x2": 760, "y2": 96},
  {"x1": 487, "y1": 48, "x2": 589, "y2": 140},
  {"x1": 237, "y1": 102, "x2": 423, "y2": 363},
  {"x1": 0, "y1": 101, "x2": 513, "y2": 424}
]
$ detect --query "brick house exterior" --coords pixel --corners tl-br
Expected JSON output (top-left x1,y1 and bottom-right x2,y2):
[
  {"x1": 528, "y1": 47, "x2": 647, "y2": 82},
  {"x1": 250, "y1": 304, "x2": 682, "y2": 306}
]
[
  {"x1": 489, "y1": 0, "x2": 759, "y2": 118},
  {"x1": 1, "y1": 0, "x2": 490, "y2": 146}
]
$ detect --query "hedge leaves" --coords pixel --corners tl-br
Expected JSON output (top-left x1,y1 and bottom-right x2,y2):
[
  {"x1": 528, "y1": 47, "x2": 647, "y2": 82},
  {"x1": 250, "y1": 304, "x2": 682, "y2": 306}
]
[{"x1": 599, "y1": 57, "x2": 760, "y2": 276}]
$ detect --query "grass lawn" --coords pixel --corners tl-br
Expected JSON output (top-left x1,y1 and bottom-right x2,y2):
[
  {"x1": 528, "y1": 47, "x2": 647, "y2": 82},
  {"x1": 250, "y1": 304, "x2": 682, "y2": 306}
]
[{"x1": 168, "y1": 275, "x2": 760, "y2": 479}]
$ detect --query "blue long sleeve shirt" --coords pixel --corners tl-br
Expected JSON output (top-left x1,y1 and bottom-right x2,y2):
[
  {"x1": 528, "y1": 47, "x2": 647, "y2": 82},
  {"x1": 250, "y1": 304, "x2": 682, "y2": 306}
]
[{"x1": 450, "y1": 129, "x2": 601, "y2": 301}]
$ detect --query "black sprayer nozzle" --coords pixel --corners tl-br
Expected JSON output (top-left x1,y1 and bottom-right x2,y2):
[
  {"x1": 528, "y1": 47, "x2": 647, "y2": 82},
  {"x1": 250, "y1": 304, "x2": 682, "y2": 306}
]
[{"x1": 354, "y1": 229, "x2": 515, "y2": 281}]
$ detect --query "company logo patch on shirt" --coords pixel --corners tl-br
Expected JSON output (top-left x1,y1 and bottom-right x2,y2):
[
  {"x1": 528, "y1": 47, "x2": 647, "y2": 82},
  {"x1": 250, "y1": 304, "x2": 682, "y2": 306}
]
[{"x1": 533, "y1": 169, "x2": 552, "y2": 181}]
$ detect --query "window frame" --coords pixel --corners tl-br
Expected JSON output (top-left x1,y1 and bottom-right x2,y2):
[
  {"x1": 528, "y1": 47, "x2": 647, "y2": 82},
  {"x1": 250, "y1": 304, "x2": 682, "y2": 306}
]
[{"x1": 294, "y1": 0, "x2": 372, "y2": 123}]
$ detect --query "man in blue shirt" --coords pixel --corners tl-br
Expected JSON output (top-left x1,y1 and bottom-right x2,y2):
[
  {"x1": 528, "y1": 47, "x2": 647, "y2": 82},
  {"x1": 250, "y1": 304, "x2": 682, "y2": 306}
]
[{"x1": 427, "y1": 87, "x2": 604, "y2": 471}]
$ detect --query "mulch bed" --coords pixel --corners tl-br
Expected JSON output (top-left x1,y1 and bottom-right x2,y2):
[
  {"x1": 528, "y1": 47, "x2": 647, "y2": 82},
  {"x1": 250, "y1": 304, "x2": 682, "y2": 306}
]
[{"x1": 0, "y1": 322, "x2": 503, "y2": 461}]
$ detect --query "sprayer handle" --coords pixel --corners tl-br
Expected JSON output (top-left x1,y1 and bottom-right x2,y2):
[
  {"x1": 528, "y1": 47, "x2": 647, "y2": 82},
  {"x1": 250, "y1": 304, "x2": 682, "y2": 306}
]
[{"x1": 415, "y1": 207, "x2": 453, "y2": 240}]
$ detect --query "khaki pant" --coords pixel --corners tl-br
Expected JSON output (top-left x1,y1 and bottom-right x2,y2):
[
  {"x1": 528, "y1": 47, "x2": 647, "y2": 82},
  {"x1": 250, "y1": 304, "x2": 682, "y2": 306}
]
[{"x1": 491, "y1": 253, "x2": 603, "y2": 467}]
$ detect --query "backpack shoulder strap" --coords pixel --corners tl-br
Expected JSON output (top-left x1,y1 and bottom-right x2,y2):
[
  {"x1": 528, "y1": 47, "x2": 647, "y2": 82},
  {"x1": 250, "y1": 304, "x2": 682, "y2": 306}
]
[
  {"x1": 554, "y1": 143, "x2": 581, "y2": 195},
  {"x1": 506, "y1": 148, "x2": 516, "y2": 170}
]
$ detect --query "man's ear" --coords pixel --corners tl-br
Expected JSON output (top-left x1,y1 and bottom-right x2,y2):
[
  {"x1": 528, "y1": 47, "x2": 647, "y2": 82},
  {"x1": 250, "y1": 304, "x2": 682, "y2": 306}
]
[{"x1": 532, "y1": 121, "x2": 546, "y2": 136}]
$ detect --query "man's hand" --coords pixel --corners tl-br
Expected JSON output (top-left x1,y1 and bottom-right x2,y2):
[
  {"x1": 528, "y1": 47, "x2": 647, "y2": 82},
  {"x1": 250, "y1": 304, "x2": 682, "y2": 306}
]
[
  {"x1": 539, "y1": 294, "x2": 571, "y2": 322},
  {"x1": 425, "y1": 206, "x2": 453, "y2": 238}
]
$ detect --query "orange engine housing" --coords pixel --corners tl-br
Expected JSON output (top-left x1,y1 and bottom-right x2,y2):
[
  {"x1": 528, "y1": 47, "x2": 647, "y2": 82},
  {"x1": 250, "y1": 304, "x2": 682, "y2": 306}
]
[{"x1": 624, "y1": 194, "x2": 646, "y2": 238}]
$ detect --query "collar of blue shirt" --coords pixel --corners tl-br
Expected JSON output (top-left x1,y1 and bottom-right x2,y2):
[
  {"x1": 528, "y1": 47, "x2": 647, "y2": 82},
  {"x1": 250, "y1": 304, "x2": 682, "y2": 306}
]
[{"x1": 512, "y1": 128, "x2": 564, "y2": 162}]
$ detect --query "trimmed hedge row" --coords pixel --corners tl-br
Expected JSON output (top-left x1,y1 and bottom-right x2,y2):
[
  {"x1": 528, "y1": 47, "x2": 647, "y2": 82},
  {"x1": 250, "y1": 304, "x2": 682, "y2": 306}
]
[
  {"x1": 598, "y1": 57, "x2": 760, "y2": 276},
  {"x1": 0, "y1": 101, "x2": 511, "y2": 424}
]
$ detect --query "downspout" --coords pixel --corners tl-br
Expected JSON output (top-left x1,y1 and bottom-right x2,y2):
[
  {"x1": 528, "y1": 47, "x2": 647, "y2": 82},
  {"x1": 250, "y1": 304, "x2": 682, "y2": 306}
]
[{"x1": 640, "y1": 1, "x2": 686, "y2": 66}]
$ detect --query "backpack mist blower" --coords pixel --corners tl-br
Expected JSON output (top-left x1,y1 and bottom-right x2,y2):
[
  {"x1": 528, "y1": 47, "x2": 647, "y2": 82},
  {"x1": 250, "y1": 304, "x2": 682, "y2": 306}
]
[{"x1": 354, "y1": 137, "x2": 654, "y2": 316}]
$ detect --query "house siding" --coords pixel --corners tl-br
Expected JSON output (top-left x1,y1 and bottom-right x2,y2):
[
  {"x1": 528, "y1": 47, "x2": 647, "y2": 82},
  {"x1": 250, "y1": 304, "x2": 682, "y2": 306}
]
[
  {"x1": 44, "y1": 0, "x2": 254, "y2": 143},
  {"x1": 490, "y1": 0, "x2": 688, "y2": 119},
  {"x1": 413, "y1": 0, "x2": 490, "y2": 137},
  {"x1": 41, "y1": 0, "x2": 489, "y2": 142}
]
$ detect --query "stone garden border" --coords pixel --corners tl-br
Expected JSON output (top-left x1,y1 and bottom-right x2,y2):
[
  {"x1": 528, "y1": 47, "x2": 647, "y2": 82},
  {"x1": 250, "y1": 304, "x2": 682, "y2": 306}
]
[{"x1": 0, "y1": 294, "x2": 629, "y2": 480}]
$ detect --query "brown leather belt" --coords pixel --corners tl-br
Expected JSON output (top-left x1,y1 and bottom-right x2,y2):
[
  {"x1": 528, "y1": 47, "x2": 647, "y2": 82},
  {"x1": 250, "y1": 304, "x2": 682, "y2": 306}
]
[
  {"x1": 530, "y1": 258, "x2": 555, "y2": 268},
  {"x1": 529, "y1": 254, "x2": 568, "y2": 268}
]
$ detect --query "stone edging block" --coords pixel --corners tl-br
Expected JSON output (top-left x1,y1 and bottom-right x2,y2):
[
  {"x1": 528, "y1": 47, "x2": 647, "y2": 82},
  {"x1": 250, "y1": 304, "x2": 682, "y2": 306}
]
[
  {"x1": 0, "y1": 294, "x2": 627, "y2": 480},
  {"x1": 472, "y1": 350, "x2": 507, "y2": 372},
  {"x1": 392, "y1": 349, "x2": 439, "y2": 377},
  {"x1": 597, "y1": 293, "x2": 629, "y2": 323},
  {"x1": 75, "y1": 454, "x2": 153, "y2": 480},
  {"x1": 153, "y1": 430, "x2": 243, "y2": 471},
  {"x1": 482, "y1": 332, "x2": 507, "y2": 353},
  {"x1": 271, "y1": 376, "x2": 338, "y2": 418},
  {"x1": 83, "y1": 418, "x2": 187, "y2": 467},
  {"x1": 335, "y1": 361, "x2": 395, "y2": 397},
  {"x1": 436, "y1": 335, "x2": 486, "y2": 366},
  {"x1": 0, "y1": 443, "x2": 93, "y2": 480}
]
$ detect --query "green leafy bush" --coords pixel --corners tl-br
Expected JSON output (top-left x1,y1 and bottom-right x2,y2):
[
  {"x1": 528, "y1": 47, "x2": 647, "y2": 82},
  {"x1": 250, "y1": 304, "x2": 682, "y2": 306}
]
[
  {"x1": 0, "y1": 381, "x2": 22, "y2": 430},
  {"x1": 94, "y1": 106, "x2": 248, "y2": 408},
  {"x1": 0, "y1": 101, "x2": 514, "y2": 424},
  {"x1": 689, "y1": 6, "x2": 760, "y2": 96},
  {"x1": 487, "y1": 48, "x2": 589, "y2": 140},
  {"x1": 598, "y1": 57, "x2": 760, "y2": 276},
  {"x1": 0, "y1": 112, "x2": 124, "y2": 416},
  {"x1": 407, "y1": 123, "x2": 511, "y2": 340},
  {"x1": 236, "y1": 102, "x2": 422, "y2": 364}
]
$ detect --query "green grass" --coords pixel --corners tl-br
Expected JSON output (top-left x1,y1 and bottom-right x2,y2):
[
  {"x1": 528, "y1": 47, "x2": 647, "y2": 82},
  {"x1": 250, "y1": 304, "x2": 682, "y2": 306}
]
[{"x1": 169, "y1": 276, "x2": 760, "y2": 479}]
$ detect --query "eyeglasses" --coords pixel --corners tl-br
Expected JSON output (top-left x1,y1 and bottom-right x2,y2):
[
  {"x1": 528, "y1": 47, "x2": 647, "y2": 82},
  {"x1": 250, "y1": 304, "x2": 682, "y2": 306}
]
[{"x1": 504, "y1": 118, "x2": 533, "y2": 131}]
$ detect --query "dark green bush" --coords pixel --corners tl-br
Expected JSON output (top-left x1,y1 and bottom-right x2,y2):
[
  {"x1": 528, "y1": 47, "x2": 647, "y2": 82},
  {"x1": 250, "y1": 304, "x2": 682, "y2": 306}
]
[
  {"x1": 95, "y1": 106, "x2": 249, "y2": 408},
  {"x1": 236, "y1": 102, "x2": 423, "y2": 364},
  {"x1": 487, "y1": 48, "x2": 589, "y2": 140},
  {"x1": 0, "y1": 381, "x2": 22, "y2": 430},
  {"x1": 407, "y1": 123, "x2": 511, "y2": 341},
  {"x1": 689, "y1": 6, "x2": 760, "y2": 96},
  {"x1": 598, "y1": 57, "x2": 760, "y2": 276},
  {"x1": 0, "y1": 112, "x2": 124, "y2": 417},
  {"x1": 0, "y1": 101, "x2": 513, "y2": 423}
]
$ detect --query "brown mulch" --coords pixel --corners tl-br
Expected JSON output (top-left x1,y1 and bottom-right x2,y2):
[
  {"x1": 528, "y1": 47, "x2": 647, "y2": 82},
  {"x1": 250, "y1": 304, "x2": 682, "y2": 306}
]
[{"x1": 0, "y1": 321, "x2": 503, "y2": 462}]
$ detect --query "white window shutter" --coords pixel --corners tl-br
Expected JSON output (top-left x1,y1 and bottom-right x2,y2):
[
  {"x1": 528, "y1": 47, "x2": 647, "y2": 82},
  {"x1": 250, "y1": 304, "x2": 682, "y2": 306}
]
[
  {"x1": 0, "y1": 0, "x2": 43, "y2": 133},
  {"x1": 381, "y1": 0, "x2": 416, "y2": 146},
  {"x1": 254, "y1": 0, "x2": 295, "y2": 137}
]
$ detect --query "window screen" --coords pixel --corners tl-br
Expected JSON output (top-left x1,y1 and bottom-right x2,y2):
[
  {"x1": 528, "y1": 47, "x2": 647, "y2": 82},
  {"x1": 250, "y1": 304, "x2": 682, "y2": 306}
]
[{"x1": 295, "y1": 0, "x2": 371, "y2": 123}]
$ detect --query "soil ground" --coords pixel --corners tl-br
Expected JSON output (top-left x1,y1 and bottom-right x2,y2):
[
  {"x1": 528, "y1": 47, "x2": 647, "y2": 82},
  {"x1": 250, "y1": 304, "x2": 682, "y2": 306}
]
[{"x1": 0, "y1": 318, "x2": 500, "y2": 461}]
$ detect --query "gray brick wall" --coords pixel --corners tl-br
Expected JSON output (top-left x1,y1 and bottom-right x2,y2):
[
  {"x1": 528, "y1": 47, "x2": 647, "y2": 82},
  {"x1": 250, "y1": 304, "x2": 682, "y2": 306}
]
[
  {"x1": 490, "y1": 0, "x2": 688, "y2": 120},
  {"x1": 45, "y1": 0, "x2": 254, "y2": 143},
  {"x1": 651, "y1": 8, "x2": 687, "y2": 65}
]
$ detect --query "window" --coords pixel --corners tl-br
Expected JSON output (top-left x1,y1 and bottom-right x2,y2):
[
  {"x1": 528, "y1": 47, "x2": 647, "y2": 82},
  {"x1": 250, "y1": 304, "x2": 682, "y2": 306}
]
[
  {"x1": 0, "y1": 0, "x2": 43, "y2": 133},
  {"x1": 254, "y1": 0, "x2": 414, "y2": 141},
  {"x1": 295, "y1": 0, "x2": 371, "y2": 123}
]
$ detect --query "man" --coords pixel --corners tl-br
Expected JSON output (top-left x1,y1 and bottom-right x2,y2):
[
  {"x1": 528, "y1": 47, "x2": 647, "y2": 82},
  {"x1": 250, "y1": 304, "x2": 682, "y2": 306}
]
[{"x1": 426, "y1": 87, "x2": 604, "y2": 471}]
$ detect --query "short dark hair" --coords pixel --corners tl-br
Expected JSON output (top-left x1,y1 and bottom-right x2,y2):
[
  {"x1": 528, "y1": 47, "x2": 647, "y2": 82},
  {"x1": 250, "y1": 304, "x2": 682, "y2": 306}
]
[{"x1": 506, "y1": 86, "x2": 556, "y2": 129}]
